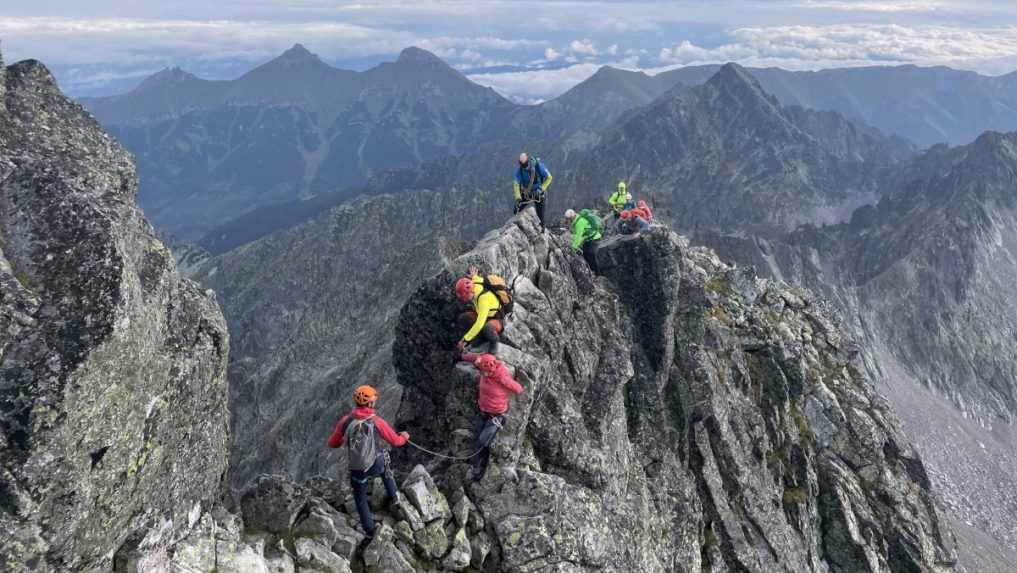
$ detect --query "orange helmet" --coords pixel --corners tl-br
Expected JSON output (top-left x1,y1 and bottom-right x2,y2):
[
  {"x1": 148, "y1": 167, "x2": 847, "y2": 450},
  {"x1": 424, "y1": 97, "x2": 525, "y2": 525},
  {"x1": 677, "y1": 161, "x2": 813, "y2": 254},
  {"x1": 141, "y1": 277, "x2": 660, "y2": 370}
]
[{"x1": 353, "y1": 385, "x2": 378, "y2": 406}]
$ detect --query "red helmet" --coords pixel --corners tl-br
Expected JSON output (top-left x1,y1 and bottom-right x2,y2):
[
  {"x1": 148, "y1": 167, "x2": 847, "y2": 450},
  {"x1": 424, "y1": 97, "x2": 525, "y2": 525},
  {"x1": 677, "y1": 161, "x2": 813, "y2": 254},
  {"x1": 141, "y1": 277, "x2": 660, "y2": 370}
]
[
  {"x1": 475, "y1": 353, "x2": 499, "y2": 374},
  {"x1": 454, "y1": 277, "x2": 474, "y2": 301},
  {"x1": 621, "y1": 209, "x2": 634, "y2": 220}
]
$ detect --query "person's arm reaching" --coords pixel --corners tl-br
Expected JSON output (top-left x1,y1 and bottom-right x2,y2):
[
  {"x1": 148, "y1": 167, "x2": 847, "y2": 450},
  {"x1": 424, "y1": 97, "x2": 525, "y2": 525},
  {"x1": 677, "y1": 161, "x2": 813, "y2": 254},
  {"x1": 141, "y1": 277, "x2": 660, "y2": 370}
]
[
  {"x1": 495, "y1": 370, "x2": 524, "y2": 394},
  {"x1": 326, "y1": 415, "x2": 351, "y2": 448},
  {"x1": 540, "y1": 170, "x2": 553, "y2": 192},
  {"x1": 374, "y1": 417, "x2": 409, "y2": 447},
  {"x1": 463, "y1": 291, "x2": 495, "y2": 342}
]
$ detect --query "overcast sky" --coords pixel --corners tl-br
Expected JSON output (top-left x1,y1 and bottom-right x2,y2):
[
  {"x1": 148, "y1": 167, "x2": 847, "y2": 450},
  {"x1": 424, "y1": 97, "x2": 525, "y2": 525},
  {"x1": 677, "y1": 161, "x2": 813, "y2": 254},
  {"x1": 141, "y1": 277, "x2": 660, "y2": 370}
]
[{"x1": 3, "y1": 0, "x2": 1017, "y2": 101}]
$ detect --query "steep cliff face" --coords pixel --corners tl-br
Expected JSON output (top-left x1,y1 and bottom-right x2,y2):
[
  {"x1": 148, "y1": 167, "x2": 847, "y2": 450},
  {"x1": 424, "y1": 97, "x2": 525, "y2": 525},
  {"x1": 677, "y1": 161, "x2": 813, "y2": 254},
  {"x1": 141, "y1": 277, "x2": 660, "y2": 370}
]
[
  {"x1": 389, "y1": 210, "x2": 955, "y2": 572},
  {"x1": 699, "y1": 131, "x2": 1017, "y2": 568},
  {"x1": 196, "y1": 192, "x2": 472, "y2": 490},
  {"x1": 0, "y1": 56, "x2": 229, "y2": 571}
]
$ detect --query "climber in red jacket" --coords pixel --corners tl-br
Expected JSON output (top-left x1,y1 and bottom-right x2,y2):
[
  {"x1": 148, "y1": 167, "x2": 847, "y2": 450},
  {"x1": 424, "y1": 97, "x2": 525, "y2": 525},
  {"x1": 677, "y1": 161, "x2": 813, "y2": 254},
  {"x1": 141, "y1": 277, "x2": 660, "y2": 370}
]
[
  {"x1": 327, "y1": 385, "x2": 409, "y2": 537},
  {"x1": 461, "y1": 352, "x2": 524, "y2": 480}
]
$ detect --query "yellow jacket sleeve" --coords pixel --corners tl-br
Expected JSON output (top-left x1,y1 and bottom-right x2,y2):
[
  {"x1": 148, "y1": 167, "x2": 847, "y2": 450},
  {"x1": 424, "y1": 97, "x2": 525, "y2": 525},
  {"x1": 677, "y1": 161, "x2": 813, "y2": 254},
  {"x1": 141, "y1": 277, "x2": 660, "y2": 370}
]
[
  {"x1": 540, "y1": 173, "x2": 553, "y2": 192},
  {"x1": 464, "y1": 291, "x2": 498, "y2": 342},
  {"x1": 513, "y1": 181, "x2": 521, "y2": 201}
]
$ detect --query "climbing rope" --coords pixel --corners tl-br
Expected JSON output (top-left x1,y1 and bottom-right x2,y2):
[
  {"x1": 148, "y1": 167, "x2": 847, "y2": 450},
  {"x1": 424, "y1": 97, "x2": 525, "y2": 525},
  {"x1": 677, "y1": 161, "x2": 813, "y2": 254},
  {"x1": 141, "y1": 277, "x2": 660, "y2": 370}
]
[
  {"x1": 406, "y1": 439, "x2": 485, "y2": 461},
  {"x1": 405, "y1": 417, "x2": 504, "y2": 461}
]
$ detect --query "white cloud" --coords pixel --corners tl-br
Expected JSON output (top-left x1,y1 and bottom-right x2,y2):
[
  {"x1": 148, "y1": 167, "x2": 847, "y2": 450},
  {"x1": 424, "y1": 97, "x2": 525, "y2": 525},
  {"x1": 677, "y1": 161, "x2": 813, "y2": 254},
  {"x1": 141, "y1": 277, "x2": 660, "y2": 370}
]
[
  {"x1": 658, "y1": 25, "x2": 1017, "y2": 73},
  {"x1": 469, "y1": 63, "x2": 603, "y2": 103},
  {"x1": 568, "y1": 39, "x2": 598, "y2": 56},
  {"x1": 607, "y1": 44, "x2": 619, "y2": 56},
  {"x1": 544, "y1": 47, "x2": 561, "y2": 62}
]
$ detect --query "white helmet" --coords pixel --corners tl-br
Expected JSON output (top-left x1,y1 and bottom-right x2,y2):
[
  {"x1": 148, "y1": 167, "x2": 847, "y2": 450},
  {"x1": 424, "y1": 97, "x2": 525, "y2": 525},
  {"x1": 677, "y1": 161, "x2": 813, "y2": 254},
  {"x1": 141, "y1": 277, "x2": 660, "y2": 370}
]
[{"x1": 564, "y1": 209, "x2": 577, "y2": 220}]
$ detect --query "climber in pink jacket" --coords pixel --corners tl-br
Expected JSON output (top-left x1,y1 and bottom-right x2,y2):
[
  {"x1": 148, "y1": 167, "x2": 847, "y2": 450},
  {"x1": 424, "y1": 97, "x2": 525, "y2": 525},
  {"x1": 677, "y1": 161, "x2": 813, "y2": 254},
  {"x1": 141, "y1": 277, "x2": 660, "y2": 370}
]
[{"x1": 461, "y1": 353, "x2": 524, "y2": 480}]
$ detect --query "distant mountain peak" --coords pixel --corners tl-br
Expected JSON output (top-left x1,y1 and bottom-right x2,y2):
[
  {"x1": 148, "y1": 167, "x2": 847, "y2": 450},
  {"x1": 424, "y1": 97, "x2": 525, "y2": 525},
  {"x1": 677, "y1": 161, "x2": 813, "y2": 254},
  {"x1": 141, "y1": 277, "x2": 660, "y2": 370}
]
[
  {"x1": 138, "y1": 67, "x2": 198, "y2": 91},
  {"x1": 275, "y1": 43, "x2": 323, "y2": 65},
  {"x1": 708, "y1": 62, "x2": 765, "y2": 92},
  {"x1": 397, "y1": 46, "x2": 447, "y2": 66}
]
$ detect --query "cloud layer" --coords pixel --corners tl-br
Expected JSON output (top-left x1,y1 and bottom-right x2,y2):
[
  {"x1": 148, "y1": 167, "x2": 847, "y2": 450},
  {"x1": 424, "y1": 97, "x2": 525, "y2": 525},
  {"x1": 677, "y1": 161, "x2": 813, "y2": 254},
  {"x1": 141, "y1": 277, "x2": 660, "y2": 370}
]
[{"x1": 2, "y1": 1, "x2": 1017, "y2": 99}]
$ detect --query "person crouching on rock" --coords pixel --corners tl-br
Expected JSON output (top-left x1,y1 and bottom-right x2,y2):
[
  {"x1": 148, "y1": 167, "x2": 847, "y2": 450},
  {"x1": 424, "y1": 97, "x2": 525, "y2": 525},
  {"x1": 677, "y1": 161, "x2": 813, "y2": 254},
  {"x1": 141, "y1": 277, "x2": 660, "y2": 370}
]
[
  {"x1": 461, "y1": 353, "x2": 524, "y2": 481},
  {"x1": 454, "y1": 265, "x2": 505, "y2": 355},
  {"x1": 616, "y1": 209, "x2": 650, "y2": 235},
  {"x1": 326, "y1": 385, "x2": 409, "y2": 538}
]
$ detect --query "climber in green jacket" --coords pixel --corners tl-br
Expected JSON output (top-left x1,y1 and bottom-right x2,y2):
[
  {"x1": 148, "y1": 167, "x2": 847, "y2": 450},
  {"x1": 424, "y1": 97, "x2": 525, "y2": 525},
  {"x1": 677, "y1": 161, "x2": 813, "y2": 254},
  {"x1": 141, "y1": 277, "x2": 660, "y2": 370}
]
[
  {"x1": 608, "y1": 181, "x2": 631, "y2": 219},
  {"x1": 565, "y1": 208, "x2": 602, "y2": 275}
]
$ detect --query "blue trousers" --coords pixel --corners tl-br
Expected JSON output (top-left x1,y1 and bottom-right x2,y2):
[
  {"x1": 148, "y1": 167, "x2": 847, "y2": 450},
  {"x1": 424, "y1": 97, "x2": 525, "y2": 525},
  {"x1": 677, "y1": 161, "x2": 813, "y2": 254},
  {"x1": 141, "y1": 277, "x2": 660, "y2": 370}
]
[{"x1": 350, "y1": 454, "x2": 398, "y2": 535}]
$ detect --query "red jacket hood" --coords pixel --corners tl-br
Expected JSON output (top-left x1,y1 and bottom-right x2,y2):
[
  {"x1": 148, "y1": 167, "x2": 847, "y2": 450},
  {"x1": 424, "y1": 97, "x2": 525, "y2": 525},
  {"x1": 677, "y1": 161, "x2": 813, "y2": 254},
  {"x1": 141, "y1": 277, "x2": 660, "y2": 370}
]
[{"x1": 349, "y1": 406, "x2": 376, "y2": 419}]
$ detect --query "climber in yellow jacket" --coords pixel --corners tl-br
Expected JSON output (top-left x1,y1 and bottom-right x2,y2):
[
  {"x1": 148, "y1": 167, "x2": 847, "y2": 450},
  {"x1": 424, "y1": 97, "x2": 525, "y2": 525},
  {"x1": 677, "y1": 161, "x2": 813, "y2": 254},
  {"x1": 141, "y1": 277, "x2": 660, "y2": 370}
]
[
  {"x1": 608, "y1": 181, "x2": 633, "y2": 219},
  {"x1": 454, "y1": 266, "x2": 505, "y2": 354}
]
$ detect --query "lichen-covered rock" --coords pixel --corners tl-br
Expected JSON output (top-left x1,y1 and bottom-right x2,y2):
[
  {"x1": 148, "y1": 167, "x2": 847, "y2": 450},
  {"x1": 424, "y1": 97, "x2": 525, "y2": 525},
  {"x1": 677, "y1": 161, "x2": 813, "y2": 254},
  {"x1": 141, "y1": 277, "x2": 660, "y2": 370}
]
[
  {"x1": 442, "y1": 528, "x2": 472, "y2": 571},
  {"x1": 294, "y1": 537, "x2": 351, "y2": 573},
  {"x1": 402, "y1": 464, "x2": 452, "y2": 523},
  {"x1": 363, "y1": 524, "x2": 416, "y2": 573},
  {"x1": 0, "y1": 53, "x2": 229, "y2": 571},
  {"x1": 392, "y1": 210, "x2": 957, "y2": 572}
]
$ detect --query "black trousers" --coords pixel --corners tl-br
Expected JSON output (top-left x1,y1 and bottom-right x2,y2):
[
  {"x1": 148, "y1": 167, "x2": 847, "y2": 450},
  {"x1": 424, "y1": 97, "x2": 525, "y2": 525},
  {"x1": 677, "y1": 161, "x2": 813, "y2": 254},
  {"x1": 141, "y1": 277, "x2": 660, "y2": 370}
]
[
  {"x1": 582, "y1": 240, "x2": 600, "y2": 275},
  {"x1": 473, "y1": 412, "x2": 503, "y2": 479}
]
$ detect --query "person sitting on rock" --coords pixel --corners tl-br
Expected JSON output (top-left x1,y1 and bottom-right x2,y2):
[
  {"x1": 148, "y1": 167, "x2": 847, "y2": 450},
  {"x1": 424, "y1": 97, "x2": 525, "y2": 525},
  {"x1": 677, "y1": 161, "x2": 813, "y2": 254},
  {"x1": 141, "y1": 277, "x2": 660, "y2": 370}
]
[
  {"x1": 616, "y1": 209, "x2": 650, "y2": 236},
  {"x1": 326, "y1": 385, "x2": 409, "y2": 538},
  {"x1": 460, "y1": 353, "x2": 524, "y2": 481},
  {"x1": 565, "y1": 208, "x2": 603, "y2": 275},
  {"x1": 454, "y1": 265, "x2": 505, "y2": 355},
  {"x1": 633, "y1": 200, "x2": 654, "y2": 223}
]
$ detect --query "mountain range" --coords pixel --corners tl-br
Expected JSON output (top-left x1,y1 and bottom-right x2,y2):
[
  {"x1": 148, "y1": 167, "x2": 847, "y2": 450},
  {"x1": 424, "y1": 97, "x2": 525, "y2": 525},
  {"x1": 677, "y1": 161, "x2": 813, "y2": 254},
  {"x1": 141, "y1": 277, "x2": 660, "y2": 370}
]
[
  {"x1": 185, "y1": 56, "x2": 1017, "y2": 571},
  {"x1": 80, "y1": 46, "x2": 1017, "y2": 244},
  {"x1": 3, "y1": 47, "x2": 965, "y2": 571}
]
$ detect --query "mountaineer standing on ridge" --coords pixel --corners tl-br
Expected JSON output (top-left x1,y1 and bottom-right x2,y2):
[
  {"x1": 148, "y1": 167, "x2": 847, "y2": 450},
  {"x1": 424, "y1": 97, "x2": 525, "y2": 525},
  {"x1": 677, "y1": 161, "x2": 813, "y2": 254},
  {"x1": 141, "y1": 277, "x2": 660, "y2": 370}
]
[
  {"x1": 565, "y1": 208, "x2": 603, "y2": 275},
  {"x1": 326, "y1": 385, "x2": 409, "y2": 538},
  {"x1": 608, "y1": 181, "x2": 632, "y2": 219},
  {"x1": 454, "y1": 265, "x2": 513, "y2": 355},
  {"x1": 459, "y1": 353, "x2": 524, "y2": 481},
  {"x1": 513, "y1": 152, "x2": 552, "y2": 228}
]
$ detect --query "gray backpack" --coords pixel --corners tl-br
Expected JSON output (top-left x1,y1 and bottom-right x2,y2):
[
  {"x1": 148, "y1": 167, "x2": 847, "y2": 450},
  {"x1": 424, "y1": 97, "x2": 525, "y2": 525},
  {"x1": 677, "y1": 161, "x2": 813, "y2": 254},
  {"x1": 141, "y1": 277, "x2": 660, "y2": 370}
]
[{"x1": 346, "y1": 415, "x2": 378, "y2": 472}]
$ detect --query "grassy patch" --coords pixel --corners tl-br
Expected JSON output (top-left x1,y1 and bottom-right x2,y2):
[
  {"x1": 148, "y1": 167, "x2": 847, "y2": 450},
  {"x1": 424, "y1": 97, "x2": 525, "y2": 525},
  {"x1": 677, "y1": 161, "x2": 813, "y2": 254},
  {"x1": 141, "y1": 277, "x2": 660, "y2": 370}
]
[
  {"x1": 782, "y1": 486, "x2": 809, "y2": 505},
  {"x1": 790, "y1": 404, "x2": 814, "y2": 444},
  {"x1": 705, "y1": 275, "x2": 734, "y2": 298},
  {"x1": 13, "y1": 271, "x2": 32, "y2": 291}
]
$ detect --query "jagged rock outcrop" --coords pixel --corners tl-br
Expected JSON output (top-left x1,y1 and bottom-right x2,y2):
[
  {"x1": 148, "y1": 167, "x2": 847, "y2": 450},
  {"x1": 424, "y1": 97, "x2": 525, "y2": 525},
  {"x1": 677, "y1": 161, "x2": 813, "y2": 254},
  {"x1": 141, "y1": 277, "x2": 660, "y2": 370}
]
[
  {"x1": 390, "y1": 210, "x2": 956, "y2": 571},
  {"x1": 0, "y1": 54, "x2": 229, "y2": 571},
  {"x1": 702, "y1": 131, "x2": 1017, "y2": 568}
]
